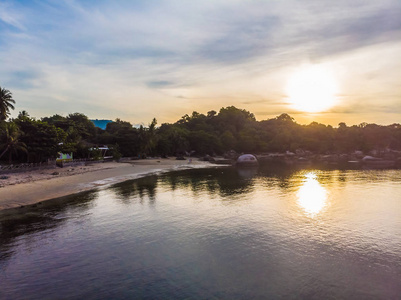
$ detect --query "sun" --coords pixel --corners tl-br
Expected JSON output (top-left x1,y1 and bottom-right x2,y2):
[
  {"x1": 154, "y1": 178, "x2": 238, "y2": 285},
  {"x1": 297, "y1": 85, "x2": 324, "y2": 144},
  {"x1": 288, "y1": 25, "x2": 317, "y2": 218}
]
[{"x1": 286, "y1": 65, "x2": 338, "y2": 113}]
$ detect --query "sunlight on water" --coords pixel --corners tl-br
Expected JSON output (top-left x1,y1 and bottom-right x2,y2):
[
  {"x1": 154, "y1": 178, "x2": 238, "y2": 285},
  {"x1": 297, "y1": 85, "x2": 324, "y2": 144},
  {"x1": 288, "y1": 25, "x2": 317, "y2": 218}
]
[{"x1": 296, "y1": 172, "x2": 328, "y2": 217}]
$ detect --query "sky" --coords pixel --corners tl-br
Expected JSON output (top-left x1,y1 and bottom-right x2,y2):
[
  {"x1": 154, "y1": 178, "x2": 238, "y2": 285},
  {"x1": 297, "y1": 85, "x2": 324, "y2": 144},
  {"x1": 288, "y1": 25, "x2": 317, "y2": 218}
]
[{"x1": 0, "y1": 0, "x2": 400, "y2": 126}]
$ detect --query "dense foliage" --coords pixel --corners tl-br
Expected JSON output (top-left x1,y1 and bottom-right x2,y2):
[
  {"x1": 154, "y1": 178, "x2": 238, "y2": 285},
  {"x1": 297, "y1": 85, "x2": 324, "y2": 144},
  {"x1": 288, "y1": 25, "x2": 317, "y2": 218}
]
[{"x1": 1, "y1": 104, "x2": 401, "y2": 164}]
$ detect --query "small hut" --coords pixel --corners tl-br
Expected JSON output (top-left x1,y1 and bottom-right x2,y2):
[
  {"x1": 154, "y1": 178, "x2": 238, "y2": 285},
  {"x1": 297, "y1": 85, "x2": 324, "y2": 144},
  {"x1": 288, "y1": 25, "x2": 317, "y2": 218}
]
[{"x1": 56, "y1": 152, "x2": 73, "y2": 167}]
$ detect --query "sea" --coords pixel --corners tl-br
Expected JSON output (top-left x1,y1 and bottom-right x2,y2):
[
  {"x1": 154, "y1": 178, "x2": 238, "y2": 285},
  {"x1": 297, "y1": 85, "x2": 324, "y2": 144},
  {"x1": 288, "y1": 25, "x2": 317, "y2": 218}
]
[{"x1": 1, "y1": 163, "x2": 400, "y2": 299}]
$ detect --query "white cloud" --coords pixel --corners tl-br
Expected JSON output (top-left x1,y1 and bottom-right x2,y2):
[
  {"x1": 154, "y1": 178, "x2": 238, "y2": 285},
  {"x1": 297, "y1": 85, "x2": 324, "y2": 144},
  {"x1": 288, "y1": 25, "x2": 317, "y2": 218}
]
[
  {"x1": 0, "y1": 2, "x2": 26, "y2": 30},
  {"x1": 0, "y1": 0, "x2": 400, "y2": 125}
]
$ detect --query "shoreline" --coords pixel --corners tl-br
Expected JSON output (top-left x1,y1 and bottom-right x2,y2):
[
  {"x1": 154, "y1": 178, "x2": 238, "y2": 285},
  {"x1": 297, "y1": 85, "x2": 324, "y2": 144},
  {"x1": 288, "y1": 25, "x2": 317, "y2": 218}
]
[{"x1": 0, "y1": 158, "x2": 216, "y2": 212}]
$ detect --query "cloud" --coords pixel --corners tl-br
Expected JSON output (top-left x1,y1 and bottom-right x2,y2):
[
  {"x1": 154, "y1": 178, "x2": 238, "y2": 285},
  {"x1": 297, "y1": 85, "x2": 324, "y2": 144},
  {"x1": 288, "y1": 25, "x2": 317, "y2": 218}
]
[
  {"x1": 4, "y1": 70, "x2": 44, "y2": 89},
  {"x1": 0, "y1": 0, "x2": 400, "y2": 125},
  {"x1": 146, "y1": 81, "x2": 176, "y2": 88},
  {"x1": 0, "y1": 2, "x2": 26, "y2": 30}
]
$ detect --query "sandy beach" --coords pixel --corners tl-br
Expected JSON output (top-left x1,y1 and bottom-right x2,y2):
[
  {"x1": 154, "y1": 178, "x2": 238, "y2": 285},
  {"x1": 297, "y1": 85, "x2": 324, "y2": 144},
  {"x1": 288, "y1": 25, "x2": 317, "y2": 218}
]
[{"x1": 0, "y1": 158, "x2": 214, "y2": 211}]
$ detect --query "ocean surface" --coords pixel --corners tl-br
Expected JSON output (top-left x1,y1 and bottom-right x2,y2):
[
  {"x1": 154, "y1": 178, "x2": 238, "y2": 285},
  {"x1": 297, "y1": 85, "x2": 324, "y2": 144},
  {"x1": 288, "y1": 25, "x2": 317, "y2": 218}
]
[{"x1": 1, "y1": 163, "x2": 401, "y2": 299}]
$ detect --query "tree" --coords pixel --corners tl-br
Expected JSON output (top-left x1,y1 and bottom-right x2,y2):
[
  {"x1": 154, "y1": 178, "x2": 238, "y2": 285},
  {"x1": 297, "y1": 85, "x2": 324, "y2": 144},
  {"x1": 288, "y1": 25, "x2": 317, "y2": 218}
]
[
  {"x1": 0, "y1": 122, "x2": 27, "y2": 163},
  {"x1": 18, "y1": 110, "x2": 29, "y2": 118},
  {"x1": 275, "y1": 113, "x2": 294, "y2": 123},
  {"x1": 188, "y1": 130, "x2": 222, "y2": 155},
  {"x1": 138, "y1": 118, "x2": 159, "y2": 157},
  {"x1": 102, "y1": 119, "x2": 140, "y2": 157},
  {"x1": 156, "y1": 124, "x2": 189, "y2": 156},
  {"x1": 66, "y1": 113, "x2": 96, "y2": 140},
  {"x1": 42, "y1": 113, "x2": 99, "y2": 158},
  {"x1": 145, "y1": 118, "x2": 158, "y2": 156},
  {"x1": 217, "y1": 106, "x2": 256, "y2": 134},
  {"x1": 14, "y1": 116, "x2": 65, "y2": 162},
  {"x1": 207, "y1": 110, "x2": 217, "y2": 118},
  {"x1": 0, "y1": 86, "x2": 16, "y2": 121}
]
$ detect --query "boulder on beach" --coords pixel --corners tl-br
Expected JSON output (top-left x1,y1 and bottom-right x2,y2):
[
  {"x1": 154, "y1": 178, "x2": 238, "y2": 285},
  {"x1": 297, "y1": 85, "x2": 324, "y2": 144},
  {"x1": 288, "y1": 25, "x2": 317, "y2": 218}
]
[{"x1": 236, "y1": 154, "x2": 258, "y2": 166}]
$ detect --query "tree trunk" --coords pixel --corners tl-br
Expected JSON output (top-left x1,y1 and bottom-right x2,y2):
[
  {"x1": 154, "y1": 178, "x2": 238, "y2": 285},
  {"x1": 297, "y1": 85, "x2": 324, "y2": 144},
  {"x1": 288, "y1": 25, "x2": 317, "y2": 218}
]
[{"x1": 0, "y1": 145, "x2": 10, "y2": 160}]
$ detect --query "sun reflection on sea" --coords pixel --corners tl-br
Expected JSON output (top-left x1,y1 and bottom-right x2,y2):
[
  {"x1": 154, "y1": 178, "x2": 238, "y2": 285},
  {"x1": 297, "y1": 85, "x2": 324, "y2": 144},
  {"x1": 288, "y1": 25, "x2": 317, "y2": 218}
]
[{"x1": 297, "y1": 172, "x2": 328, "y2": 218}]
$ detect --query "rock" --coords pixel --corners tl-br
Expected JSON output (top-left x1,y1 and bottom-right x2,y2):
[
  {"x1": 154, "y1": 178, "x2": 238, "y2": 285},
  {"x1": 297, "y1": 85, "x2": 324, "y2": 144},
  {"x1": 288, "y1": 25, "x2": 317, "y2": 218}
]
[{"x1": 236, "y1": 154, "x2": 258, "y2": 166}]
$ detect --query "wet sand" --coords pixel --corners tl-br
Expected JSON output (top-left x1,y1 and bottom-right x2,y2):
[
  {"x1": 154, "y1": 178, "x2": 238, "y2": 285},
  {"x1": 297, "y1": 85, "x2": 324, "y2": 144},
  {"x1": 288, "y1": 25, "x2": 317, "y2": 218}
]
[{"x1": 0, "y1": 158, "x2": 213, "y2": 211}]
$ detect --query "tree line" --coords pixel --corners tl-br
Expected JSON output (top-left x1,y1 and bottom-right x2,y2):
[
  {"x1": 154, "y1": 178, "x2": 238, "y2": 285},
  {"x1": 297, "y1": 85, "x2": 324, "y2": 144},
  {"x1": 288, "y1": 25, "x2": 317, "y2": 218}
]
[{"x1": 1, "y1": 86, "x2": 401, "y2": 164}]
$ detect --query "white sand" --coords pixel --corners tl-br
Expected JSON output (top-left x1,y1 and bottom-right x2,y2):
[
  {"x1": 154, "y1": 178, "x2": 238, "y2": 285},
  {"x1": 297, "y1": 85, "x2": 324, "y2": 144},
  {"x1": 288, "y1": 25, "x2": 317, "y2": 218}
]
[{"x1": 0, "y1": 158, "x2": 213, "y2": 211}]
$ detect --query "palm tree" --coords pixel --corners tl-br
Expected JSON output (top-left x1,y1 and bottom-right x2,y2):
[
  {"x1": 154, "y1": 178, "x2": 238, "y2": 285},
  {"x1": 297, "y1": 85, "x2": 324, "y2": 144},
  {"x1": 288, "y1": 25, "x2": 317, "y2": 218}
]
[
  {"x1": 0, "y1": 86, "x2": 16, "y2": 121},
  {"x1": 0, "y1": 122, "x2": 27, "y2": 164}
]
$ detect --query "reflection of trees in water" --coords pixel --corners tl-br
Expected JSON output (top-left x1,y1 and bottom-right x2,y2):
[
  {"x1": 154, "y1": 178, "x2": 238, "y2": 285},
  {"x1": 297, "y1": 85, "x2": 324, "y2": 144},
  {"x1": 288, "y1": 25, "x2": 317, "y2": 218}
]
[
  {"x1": 0, "y1": 190, "x2": 98, "y2": 263},
  {"x1": 110, "y1": 175, "x2": 158, "y2": 204},
  {"x1": 159, "y1": 164, "x2": 311, "y2": 197},
  {"x1": 159, "y1": 165, "x2": 295, "y2": 197},
  {"x1": 217, "y1": 168, "x2": 254, "y2": 196},
  {"x1": 158, "y1": 162, "x2": 354, "y2": 199},
  {"x1": 338, "y1": 170, "x2": 348, "y2": 181},
  {"x1": 159, "y1": 169, "x2": 213, "y2": 194},
  {"x1": 258, "y1": 162, "x2": 300, "y2": 190},
  {"x1": 159, "y1": 167, "x2": 255, "y2": 197}
]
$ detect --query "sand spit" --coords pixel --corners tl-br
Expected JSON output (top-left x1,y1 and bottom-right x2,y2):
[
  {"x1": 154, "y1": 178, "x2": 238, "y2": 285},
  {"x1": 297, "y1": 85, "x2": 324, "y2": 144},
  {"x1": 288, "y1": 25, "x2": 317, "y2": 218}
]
[{"x1": 0, "y1": 158, "x2": 215, "y2": 211}]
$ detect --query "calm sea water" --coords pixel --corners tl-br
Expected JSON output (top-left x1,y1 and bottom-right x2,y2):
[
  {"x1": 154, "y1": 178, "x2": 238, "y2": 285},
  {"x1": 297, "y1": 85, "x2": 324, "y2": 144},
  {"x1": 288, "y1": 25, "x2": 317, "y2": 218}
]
[{"x1": 1, "y1": 164, "x2": 401, "y2": 299}]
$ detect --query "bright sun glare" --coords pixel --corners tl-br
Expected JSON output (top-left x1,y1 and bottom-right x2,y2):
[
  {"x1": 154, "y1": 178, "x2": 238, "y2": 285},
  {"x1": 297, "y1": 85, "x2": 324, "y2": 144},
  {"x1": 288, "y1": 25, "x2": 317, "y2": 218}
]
[
  {"x1": 297, "y1": 172, "x2": 328, "y2": 217},
  {"x1": 286, "y1": 65, "x2": 338, "y2": 113}
]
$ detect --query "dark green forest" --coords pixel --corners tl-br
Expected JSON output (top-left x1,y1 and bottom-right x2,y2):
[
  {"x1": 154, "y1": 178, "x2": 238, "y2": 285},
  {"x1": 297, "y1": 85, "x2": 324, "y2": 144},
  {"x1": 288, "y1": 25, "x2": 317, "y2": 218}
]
[{"x1": 1, "y1": 87, "x2": 401, "y2": 164}]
